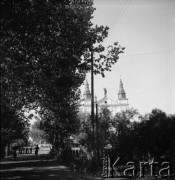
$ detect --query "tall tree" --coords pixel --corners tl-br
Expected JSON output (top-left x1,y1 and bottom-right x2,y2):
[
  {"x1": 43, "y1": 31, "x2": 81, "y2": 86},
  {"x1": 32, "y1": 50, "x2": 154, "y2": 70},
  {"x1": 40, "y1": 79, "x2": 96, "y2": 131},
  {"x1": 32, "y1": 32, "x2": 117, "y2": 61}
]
[
  {"x1": 1, "y1": 0, "x2": 124, "y2": 153},
  {"x1": 78, "y1": 107, "x2": 113, "y2": 158},
  {"x1": 112, "y1": 108, "x2": 140, "y2": 161},
  {"x1": 137, "y1": 109, "x2": 175, "y2": 160},
  {"x1": 1, "y1": 102, "x2": 29, "y2": 158}
]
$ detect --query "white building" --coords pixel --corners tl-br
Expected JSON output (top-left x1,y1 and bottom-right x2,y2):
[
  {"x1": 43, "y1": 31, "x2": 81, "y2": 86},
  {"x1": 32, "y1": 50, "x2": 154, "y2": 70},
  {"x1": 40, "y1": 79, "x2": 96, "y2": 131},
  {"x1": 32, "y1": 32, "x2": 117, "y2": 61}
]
[{"x1": 80, "y1": 79, "x2": 129, "y2": 115}]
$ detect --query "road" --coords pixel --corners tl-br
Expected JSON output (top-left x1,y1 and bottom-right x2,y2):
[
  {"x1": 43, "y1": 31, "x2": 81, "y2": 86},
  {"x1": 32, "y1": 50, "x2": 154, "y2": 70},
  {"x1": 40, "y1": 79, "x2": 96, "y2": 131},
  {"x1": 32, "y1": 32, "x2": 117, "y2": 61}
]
[
  {"x1": 1, "y1": 162, "x2": 102, "y2": 180},
  {"x1": 0, "y1": 147, "x2": 103, "y2": 180},
  {"x1": 1, "y1": 148, "x2": 174, "y2": 180}
]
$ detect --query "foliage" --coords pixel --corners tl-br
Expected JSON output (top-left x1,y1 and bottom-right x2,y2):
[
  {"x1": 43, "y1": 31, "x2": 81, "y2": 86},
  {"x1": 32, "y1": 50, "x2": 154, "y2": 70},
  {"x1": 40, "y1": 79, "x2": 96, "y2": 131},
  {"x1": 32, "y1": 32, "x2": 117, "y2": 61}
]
[
  {"x1": 109, "y1": 108, "x2": 139, "y2": 160},
  {"x1": 1, "y1": 106, "x2": 29, "y2": 144},
  {"x1": 136, "y1": 109, "x2": 175, "y2": 160},
  {"x1": 1, "y1": 0, "x2": 90, "y2": 109},
  {"x1": 1, "y1": 101, "x2": 29, "y2": 158},
  {"x1": 38, "y1": 99, "x2": 81, "y2": 150},
  {"x1": 1, "y1": 0, "x2": 125, "y2": 156},
  {"x1": 78, "y1": 107, "x2": 175, "y2": 165},
  {"x1": 111, "y1": 108, "x2": 175, "y2": 162},
  {"x1": 77, "y1": 107, "x2": 113, "y2": 155},
  {"x1": 76, "y1": 112, "x2": 92, "y2": 150},
  {"x1": 97, "y1": 107, "x2": 113, "y2": 150},
  {"x1": 30, "y1": 120, "x2": 47, "y2": 144},
  {"x1": 1, "y1": 0, "x2": 124, "y2": 108}
]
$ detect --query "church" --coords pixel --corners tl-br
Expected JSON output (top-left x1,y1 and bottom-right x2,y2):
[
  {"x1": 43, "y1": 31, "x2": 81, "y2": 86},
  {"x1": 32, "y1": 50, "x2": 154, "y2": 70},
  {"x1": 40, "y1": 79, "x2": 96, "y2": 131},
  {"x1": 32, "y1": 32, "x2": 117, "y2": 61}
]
[
  {"x1": 80, "y1": 78, "x2": 129, "y2": 115},
  {"x1": 71, "y1": 79, "x2": 129, "y2": 156}
]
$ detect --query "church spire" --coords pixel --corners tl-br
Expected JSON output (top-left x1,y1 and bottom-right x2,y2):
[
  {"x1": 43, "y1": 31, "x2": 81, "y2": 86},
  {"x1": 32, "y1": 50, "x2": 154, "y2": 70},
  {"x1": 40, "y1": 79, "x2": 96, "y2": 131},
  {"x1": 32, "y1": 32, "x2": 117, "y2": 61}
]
[
  {"x1": 83, "y1": 80, "x2": 91, "y2": 99},
  {"x1": 118, "y1": 79, "x2": 127, "y2": 100}
]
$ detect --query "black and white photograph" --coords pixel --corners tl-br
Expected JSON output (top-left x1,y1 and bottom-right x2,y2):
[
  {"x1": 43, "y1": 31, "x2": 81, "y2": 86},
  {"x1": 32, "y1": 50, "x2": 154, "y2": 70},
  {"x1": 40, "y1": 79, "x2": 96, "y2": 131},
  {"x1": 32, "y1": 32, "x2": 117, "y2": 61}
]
[{"x1": 1, "y1": 0, "x2": 175, "y2": 179}]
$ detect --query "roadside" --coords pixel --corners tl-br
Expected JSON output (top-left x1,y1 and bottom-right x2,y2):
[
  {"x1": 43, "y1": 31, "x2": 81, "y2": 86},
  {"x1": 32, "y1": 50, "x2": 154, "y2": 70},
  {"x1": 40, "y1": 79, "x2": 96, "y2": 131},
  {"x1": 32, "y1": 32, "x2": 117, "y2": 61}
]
[
  {"x1": 0, "y1": 154, "x2": 103, "y2": 180},
  {"x1": 1, "y1": 154, "x2": 174, "y2": 180}
]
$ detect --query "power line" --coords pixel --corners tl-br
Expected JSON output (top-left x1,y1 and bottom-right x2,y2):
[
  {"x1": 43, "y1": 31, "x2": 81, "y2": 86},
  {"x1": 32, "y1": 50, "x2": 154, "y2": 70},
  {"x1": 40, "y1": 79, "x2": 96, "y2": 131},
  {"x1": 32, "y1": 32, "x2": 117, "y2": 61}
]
[
  {"x1": 109, "y1": 0, "x2": 127, "y2": 29},
  {"x1": 121, "y1": 48, "x2": 175, "y2": 57},
  {"x1": 105, "y1": 0, "x2": 123, "y2": 27},
  {"x1": 110, "y1": 0, "x2": 130, "y2": 33},
  {"x1": 108, "y1": 0, "x2": 126, "y2": 29}
]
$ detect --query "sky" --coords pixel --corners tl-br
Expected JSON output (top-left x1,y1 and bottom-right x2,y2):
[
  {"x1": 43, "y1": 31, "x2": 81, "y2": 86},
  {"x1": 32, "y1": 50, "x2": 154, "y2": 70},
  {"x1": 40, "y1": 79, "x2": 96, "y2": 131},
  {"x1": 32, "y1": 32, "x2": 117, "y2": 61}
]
[{"x1": 80, "y1": 0, "x2": 175, "y2": 115}]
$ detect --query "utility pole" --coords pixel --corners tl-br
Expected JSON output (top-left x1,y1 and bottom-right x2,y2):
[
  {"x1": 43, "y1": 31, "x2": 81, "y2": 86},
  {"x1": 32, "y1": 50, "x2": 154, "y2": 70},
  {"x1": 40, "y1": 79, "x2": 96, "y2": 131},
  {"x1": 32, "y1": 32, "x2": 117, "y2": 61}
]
[
  {"x1": 91, "y1": 51, "x2": 95, "y2": 170},
  {"x1": 91, "y1": 51, "x2": 95, "y2": 153},
  {"x1": 96, "y1": 102, "x2": 99, "y2": 163}
]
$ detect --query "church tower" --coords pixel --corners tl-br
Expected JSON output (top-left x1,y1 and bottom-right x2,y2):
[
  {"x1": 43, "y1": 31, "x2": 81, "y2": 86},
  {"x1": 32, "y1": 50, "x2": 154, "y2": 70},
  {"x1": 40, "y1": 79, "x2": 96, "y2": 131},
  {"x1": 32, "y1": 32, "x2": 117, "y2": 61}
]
[
  {"x1": 83, "y1": 80, "x2": 91, "y2": 100},
  {"x1": 118, "y1": 79, "x2": 128, "y2": 105},
  {"x1": 80, "y1": 78, "x2": 129, "y2": 114}
]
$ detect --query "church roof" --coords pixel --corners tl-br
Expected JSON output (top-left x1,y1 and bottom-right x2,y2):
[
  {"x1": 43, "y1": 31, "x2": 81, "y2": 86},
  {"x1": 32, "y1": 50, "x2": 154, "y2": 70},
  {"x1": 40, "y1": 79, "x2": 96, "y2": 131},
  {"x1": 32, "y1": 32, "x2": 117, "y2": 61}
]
[{"x1": 98, "y1": 96, "x2": 108, "y2": 104}]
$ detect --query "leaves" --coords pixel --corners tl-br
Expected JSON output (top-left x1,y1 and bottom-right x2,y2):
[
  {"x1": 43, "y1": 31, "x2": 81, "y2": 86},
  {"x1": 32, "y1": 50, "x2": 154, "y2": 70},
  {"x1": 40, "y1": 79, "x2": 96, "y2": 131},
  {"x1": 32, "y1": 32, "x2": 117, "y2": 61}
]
[
  {"x1": 1, "y1": 0, "x2": 94, "y2": 153},
  {"x1": 1, "y1": 0, "x2": 125, "y2": 154},
  {"x1": 1, "y1": 101, "x2": 30, "y2": 147}
]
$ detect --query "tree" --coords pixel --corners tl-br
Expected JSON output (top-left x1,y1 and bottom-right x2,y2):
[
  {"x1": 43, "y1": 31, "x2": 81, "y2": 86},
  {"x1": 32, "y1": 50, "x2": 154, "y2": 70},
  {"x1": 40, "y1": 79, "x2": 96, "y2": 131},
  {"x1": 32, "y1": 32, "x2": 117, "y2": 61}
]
[
  {"x1": 38, "y1": 98, "x2": 81, "y2": 151},
  {"x1": 112, "y1": 108, "x2": 175, "y2": 163},
  {"x1": 77, "y1": 112, "x2": 93, "y2": 151},
  {"x1": 1, "y1": 0, "x2": 125, "y2": 154},
  {"x1": 30, "y1": 120, "x2": 47, "y2": 144},
  {"x1": 1, "y1": 0, "x2": 92, "y2": 109},
  {"x1": 1, "y1": 102, "x2": 29, "y2": 158},
  {"x1": 77, "y1": 107, "x2": 113, "y2": 159},
  {"x1": 112, "y1": 108, "x2": 140, "y2": 161},
  {"x1": 137, "y1": 109, "x2": 175, "y2": 161},
  {"x1": 97, "y1": 107, "x2": 113, "y2": 151}
]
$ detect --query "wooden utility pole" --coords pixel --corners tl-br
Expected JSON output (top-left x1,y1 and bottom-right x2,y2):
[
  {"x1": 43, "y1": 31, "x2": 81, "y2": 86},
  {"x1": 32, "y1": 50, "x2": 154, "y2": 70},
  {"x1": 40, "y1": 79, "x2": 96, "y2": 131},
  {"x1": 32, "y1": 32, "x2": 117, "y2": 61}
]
[
  {"x1": 91, "y1": 51, "x2": 95, "y2": 170},
  {"x1": 96, "y1": 103, "x2": 99, "y2": 162},
  {"x1": 96, "y1": 103, "x2": 98, "y2": 138},
  {"x1": 91, "y1": 51, "x2": 95, "y2": 153}
]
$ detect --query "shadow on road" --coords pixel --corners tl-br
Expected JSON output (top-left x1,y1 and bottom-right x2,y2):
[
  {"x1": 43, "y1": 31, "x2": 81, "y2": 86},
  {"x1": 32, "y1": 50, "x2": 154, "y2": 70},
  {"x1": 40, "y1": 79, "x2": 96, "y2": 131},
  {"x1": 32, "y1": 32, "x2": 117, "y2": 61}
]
[{"x1": 0, "y1": 154, "x2": 102, "y2": 180}]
